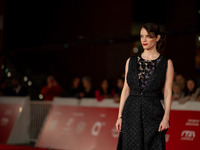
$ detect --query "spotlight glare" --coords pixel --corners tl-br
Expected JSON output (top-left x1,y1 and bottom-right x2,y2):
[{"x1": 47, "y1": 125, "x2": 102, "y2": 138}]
[
  {"x1": 39, "y1": 94, "x2": 43, "y2": 100},
  {"x1": 1, "y1": 64, "x2": 4, "y2": 69},
  {"x1": 7, "y1": 72, "x2": 11, "y2": 77},
  {"x1": 28, "y1": 81, "x2": 32, "y2": 86},
  {"x1": 133, "y1": 47, "x2": 139, "y2": 53},
  {"x1": 24, "y1": 76, "x2": 28, "y2": 82},
  {"x1": 5, "y1": 68, "x2": 8, "y2": 73}
]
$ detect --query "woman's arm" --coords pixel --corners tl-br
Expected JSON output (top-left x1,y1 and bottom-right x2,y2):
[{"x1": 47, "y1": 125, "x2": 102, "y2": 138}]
[
  {"x1": 158, "y1": 59, "x2": 174, "y2": 131},
  {"x1": 163, "y1": 59, "x2": 174, "y2": 120},
  {"x1": 117, "y1": 58, "x2": 131, "y2": 119}
]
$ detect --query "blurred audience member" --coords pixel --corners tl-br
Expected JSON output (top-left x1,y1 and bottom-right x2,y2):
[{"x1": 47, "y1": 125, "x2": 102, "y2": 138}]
[
  {"x1": 113, "y1": 77, "x2": 124, "y2": 103},
  {"x1": 172, "y1": 82, "x2": 184, "y2": 101},
  {"x1": 179, "y1": 79, "x2": 200, "y2": 103},
  {"x1": 196, "y1": 94, "x2": 200, "y2": 102},
  {"x1": 175, "y1": 74, "x2": 185, "y2": 91},
  {"x1": 41, "y1": 76, "x2": 62, "y2": 101},
  {"x1": 79, "y1": 76, "x2": 95, "y2": 98},
  {"x1": 95, "y1": 79, "x2": 115, "y2": 101},
  {"x1": 67, "y1": 77, "x2": 81, "y2": 97},
  {"x1": 4, "y1": 78, "x2": 28, "y2": 96}
]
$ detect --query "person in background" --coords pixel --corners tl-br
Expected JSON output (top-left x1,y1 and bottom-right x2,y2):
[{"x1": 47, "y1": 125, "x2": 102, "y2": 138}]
[
  {"x1": 196, "y1": 94, "x2": 200, "y2": 102},
  {"x1": 41, "y1": 76, "x2": 62, "y2": 101},
  {"x1": 4, "y1": 78, "x2": 28, "y2": 96},
  {"x1": 172, "y1": 82, "x2": 184, "y2": 101},
  {"x1": 79, "y1": 76, "x2": 95, "y2": 98},
  {"x1": 95, "y1": 79, "x2": 115, "y2": 101},
  {"x1": 113, "y1": 77, "x2": 124, "y2": 103},
  {"x1": 179, "y1": 79, "x2": 200, "y2": 103},
  {"x1": 175, "y1": 74, "x2": 185, "y2": 92},
  {"x1": 67, "y1": 77, "x2": 81, "y2": 97}
]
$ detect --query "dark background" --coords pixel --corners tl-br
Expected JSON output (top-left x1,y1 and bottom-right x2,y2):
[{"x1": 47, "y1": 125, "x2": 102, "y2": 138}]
[{"x1": 0, "y1": 0, "x2": 200, "y2": 99}]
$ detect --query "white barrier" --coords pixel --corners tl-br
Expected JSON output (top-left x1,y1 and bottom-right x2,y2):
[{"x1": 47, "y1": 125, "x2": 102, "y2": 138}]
[
  {"x1": 53, "y1": 97, "x2": 80, "y2": 106},
  {"x1": 53, "y1": 97, "x2": 200, "y2": 110},
  {"x1": 171, "y1": 101, "x2": 200, "y2": 111},
  {"x1": 79, "y1": 98, "x2": 119, "y2": 108}
]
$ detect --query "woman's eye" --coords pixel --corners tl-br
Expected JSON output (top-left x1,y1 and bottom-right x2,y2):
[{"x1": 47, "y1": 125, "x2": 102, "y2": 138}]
[{"x1": 147, "y1": 35, "x2": 151, "y2": 38}]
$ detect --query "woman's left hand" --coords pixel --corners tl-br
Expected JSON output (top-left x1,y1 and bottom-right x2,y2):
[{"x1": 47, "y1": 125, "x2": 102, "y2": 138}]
[{"x1": 158, "y1": 118, "x2": 169, "y2": 132}]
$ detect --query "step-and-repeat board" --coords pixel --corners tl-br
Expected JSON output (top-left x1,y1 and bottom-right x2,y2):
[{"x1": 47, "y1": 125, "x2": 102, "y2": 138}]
[{"x1": 36, "y1": 104, "x2": 200, "y2": 150}]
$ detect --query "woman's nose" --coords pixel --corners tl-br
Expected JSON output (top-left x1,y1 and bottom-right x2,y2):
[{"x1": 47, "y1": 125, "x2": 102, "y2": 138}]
[{"x1": 142, "y1": 37, "x2": 147, "y2": 42}]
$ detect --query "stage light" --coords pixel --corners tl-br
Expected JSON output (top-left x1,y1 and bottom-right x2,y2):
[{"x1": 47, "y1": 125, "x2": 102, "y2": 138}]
[
  {"x1": 133, "y1": 47, "x2": 139, "y2": 53},
  {"x1": 7, "y1": 72, "x2": 11, "y2": 77},
  {"x1": 39, "y1": 94, "x2": 43, "y2": 100},
  {"x1": 23, "y1": 76, "x2": 28, "y2": 82},
  {"x1": 28, "y1": 81, "x2": 32, "y2": 86},
  {"x1": 5, "y1": 68, "x2": 8, "y2": 73},
  {"x1": 1, "y1": 64, "x2": 4, "y2": 69}
]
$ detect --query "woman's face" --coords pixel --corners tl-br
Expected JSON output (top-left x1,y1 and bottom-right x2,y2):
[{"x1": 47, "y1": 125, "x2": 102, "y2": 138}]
[
  {"x1": 83, "y1": 80, "x2": 91, "y2": 88},
  {"x1": 187, "y1": 80, "x2": 195, "y2": 91},
  {"x1": 73, "y1": 78, "x2": 80, "y2": 88},
  {"x1": 117, "y1": 79, "x2": 124, "y2": 89},
  {"x1": 176, "y1": 75, "x2": 185, "y2": 84},
  {"x1": 140, "y1": 28, "x2": 160, "y2": 50},
  {"x1": 101, "y1": 80, "x2": 108, "y2": 90},
  {"x1": 172, "y1": 84, "x2": 181, "y2": 94}
]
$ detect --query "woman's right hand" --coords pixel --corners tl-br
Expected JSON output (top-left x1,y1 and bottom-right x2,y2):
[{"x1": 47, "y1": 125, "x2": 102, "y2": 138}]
[{"x1": 115, "y1": 118, "x2": 122, "y2": 132}]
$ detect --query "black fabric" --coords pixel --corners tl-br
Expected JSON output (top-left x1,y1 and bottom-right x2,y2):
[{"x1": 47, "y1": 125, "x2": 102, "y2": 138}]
[
  {"x1": 117, "y1": 54, "x2": 169, "y2": 150},
  {"x1": 137, "y1": 54, "x2": 161, "y2": 92}
]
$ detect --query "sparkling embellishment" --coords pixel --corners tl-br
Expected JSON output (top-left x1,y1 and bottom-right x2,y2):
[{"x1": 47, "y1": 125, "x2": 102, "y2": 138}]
[{"x1": 137, "y1": 54, "x2": 161, "y2": 91}]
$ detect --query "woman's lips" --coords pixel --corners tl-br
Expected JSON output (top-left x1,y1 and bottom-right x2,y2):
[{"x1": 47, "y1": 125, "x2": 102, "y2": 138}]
[{"x1": 143, "y1": 43, "x2": 148, "y2": 46}]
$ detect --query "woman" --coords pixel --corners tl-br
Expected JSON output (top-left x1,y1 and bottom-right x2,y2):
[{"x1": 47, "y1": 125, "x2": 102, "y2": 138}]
[
  {"x1": 114, "y1": 77, "x2": 124, "y2": 103},
  {"x1": 115, "y1": 23, "x2": 174, "y2": 150},
  {"x1": 67, "y1": 77, "x2": 82, "y2": 97},
  {"x1": 179, "y1": 79, "x2": 200, "y2": 103},
  {"x1": 95, "y1": 79, "x2": 115, "y2": 101},
  {"x1": 172, "y1": 82, "x2": 184, "y2": 101},
  {"x1": 79, "y1": 76, "x2": 95, "y2": 98},
  {"x1": 41, "y1": 76, "x2": 62, "y2": 101}
]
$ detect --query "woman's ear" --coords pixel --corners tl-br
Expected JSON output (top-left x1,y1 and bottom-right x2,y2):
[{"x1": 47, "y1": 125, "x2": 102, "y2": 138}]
[{"x1": 156, "y1": 35, "x2": 161, "y2": 41}]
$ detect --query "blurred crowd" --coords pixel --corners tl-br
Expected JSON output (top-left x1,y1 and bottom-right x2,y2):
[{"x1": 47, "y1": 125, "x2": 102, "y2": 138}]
[
  {"x1": 0, "y1": 75, "x2": 124, "y2": 103},
  {"x1": 172, "y1": 74, "x2": 200, "y2": 103},
  {"x1": 1, "y1": 72, "x2": 200, "y2": 103}
]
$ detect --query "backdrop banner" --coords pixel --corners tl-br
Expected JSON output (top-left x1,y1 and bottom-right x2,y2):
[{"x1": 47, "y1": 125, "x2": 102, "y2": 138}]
[
  {"x1": 37, "y1": 105, "x2": 200, "y2": 150},
  {"x1": 0, "y1": 103, "x2": 20, "y2": 143},
  {"x1": 166, "y1": 110, "x2": 200, "y2": 150},
  {"x1": 0, "y1": 96, "x2": 30, "y2": 144}
]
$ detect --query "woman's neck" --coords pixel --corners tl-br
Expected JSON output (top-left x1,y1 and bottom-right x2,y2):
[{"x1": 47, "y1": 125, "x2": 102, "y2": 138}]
[{"x1": 142, "y1": 49, "x2": 160, "y2": 60}]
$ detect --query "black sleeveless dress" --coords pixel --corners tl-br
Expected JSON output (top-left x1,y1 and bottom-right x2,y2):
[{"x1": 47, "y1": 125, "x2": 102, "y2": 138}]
[{"x1": 117, "y1": 53, "x2": 169, "y2": 150}]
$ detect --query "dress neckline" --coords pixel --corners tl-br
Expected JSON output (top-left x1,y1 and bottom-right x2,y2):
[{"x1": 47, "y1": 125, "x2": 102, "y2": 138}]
[{"x1": 140, "y1": 53, "x2": 161, "y2": 61}]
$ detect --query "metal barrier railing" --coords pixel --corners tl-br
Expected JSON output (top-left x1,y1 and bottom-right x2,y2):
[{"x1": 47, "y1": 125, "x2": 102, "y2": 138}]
[{"x1": 29, "y1": 101, "x2": 52, "y2": 142}]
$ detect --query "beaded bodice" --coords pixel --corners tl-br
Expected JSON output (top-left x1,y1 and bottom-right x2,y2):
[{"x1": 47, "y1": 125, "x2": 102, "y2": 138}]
[{"x1": 137, "y1": 54, "x2": 162, "y2": 92}]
